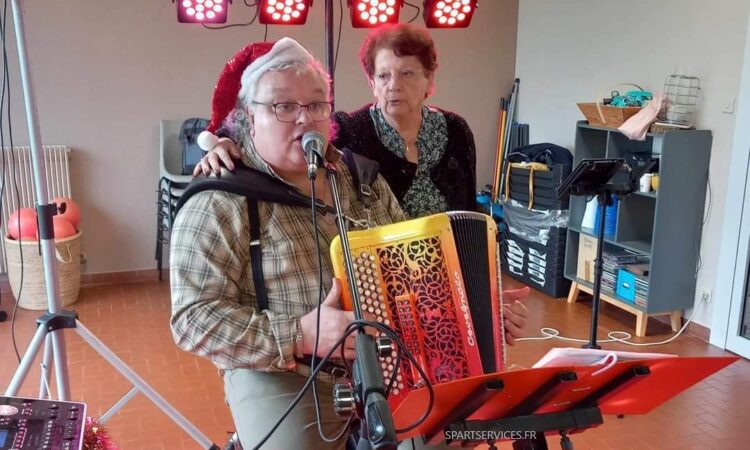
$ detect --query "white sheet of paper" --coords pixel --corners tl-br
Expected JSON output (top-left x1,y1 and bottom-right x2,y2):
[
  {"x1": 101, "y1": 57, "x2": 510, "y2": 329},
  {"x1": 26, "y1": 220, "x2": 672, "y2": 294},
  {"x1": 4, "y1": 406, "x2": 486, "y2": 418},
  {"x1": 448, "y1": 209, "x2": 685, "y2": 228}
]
[{"x1": 532, "y1": 347, "x2": 676, "y2": 369}]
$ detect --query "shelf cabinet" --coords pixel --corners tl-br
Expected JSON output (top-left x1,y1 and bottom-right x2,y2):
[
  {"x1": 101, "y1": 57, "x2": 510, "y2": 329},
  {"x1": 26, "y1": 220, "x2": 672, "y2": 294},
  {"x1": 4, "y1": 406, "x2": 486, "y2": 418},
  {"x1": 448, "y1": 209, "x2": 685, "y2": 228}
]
[{"x1": 564, "y1": 122, "x2": 712, "y2": 336}]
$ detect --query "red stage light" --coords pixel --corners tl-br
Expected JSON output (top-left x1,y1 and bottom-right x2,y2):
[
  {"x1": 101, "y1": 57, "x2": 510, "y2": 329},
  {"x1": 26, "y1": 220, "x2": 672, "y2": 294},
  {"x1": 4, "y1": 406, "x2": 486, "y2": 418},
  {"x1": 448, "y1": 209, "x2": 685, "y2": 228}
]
[
  {"x1": 178, "y1": 0, "x2": 229, "y2": 23},
  {"x1": 423, "y1": 0, "x2": 477, "y2": 28},
  {"x1": 259, "y1": 0, "x2": 312, "y2": 25},
  {"x1": 349, "y1": 0, "x2": 401, "y2": 28}
]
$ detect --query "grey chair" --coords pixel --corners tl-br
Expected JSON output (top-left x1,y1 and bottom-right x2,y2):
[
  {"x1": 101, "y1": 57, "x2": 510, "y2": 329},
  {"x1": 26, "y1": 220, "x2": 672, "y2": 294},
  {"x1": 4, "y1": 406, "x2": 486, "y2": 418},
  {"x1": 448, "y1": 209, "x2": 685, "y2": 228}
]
[{"x1": 156, "y1": 120, "x2": 194, "y2": 280}]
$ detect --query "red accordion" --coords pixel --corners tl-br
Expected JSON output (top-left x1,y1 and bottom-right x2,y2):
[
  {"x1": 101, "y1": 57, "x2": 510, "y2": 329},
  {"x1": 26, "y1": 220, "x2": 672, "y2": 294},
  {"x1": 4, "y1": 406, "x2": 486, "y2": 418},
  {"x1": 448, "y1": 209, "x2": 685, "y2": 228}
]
[{"x1": 330, "y1": 212, "x2": 505, "y2": 410}]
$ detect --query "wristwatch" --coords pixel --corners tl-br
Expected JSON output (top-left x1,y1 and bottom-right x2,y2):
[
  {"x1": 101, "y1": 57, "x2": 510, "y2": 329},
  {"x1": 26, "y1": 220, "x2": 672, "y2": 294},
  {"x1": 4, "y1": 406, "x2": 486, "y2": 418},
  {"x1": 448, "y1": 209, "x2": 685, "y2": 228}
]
[{"x1": 294, "y1": 323, "x2": 304, "y2": 359}]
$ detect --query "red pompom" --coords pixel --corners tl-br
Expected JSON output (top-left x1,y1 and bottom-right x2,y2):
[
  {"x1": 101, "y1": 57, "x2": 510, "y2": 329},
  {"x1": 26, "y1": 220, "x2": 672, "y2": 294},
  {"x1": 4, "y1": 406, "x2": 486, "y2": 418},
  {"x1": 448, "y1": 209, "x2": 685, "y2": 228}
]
[
  {"x1": 53, "y1": 197, "x2": 81, "y2": 229},
  {"x1": 7, "y1": 208, "x2": 37, "y2": 240}
]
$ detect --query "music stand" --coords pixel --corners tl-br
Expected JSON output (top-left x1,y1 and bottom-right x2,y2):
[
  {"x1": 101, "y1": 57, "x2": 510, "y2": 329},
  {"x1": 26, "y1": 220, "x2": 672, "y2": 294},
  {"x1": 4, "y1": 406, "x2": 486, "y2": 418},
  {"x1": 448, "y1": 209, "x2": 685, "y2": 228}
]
[
  {"x1": 557, "y1": 158, "x2": 655, "y2": 349},
  {"x1": 388, "y1": 355, "x2": 738, "y2": 450}
]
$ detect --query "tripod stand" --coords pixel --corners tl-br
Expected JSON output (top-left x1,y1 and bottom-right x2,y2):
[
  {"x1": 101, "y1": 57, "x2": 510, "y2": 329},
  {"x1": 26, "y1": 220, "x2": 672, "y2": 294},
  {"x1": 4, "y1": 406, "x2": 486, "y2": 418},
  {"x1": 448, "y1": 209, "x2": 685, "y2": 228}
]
[{"x1": 3, "y1": 2, "x2": 219, "y2": 448}]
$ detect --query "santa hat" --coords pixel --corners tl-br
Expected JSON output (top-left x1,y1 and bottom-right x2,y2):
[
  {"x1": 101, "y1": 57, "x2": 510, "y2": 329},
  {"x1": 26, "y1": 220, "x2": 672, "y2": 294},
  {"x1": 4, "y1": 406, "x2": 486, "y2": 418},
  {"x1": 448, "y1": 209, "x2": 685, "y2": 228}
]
[{"x1": 197, "y1": 37, "x2": 315, "y2": 151}]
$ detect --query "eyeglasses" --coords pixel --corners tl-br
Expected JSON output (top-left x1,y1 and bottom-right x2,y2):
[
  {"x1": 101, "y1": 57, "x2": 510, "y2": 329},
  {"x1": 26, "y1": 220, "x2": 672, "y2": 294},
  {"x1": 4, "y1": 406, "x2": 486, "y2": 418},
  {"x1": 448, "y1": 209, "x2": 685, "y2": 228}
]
[
  {"x1": 373, "y1": 68, "x2": 425, "y2": 85},
  {"x1": 251, "y1": 101, "x2": 333, "y2": 123}
]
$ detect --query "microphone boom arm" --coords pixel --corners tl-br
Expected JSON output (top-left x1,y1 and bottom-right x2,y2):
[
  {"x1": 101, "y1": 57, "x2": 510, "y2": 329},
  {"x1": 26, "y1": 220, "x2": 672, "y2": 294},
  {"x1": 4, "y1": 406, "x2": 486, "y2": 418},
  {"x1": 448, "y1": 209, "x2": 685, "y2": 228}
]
[{"x1": 326, "y1": 165, "x2": 398, "y2": 450}]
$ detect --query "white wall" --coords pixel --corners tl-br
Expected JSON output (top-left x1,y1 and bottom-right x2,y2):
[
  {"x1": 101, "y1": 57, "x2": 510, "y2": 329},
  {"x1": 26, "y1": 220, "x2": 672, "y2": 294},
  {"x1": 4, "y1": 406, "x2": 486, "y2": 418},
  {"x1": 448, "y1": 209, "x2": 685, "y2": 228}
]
[
  {"x1": 516, "y1": 0, "x2": 750, "y2": 328},
  {"x1": 710, "y1": 8, "x2": 750, "y2": 347},
  {"x1": 4, "y1": 1, "x2": 517, "y2": 273}
]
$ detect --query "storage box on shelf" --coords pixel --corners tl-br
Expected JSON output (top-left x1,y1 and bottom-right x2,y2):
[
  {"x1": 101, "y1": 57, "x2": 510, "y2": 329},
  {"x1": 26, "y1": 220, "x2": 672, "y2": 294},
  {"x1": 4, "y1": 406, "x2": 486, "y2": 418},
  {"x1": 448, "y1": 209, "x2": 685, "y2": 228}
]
[
  {"x1": 501, "y1": 164, "x2": 571, "y2": 298},
  {"x1": 564, "y1": 121, "x2": 712, "y2": 336},
  {"x1": 501, "y1": 227, "x2": 570, "y2": 298},
  {"x1": 507, "y1": 164, "x2": 571, "y2": 210}
]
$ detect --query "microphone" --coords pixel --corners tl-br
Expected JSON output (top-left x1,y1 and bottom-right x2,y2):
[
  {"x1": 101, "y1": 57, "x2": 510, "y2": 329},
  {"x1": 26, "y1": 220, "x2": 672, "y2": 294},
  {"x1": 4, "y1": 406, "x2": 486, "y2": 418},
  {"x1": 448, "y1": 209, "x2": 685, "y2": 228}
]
[{"x1": 302, "y1": 130, "x2": 326, "y2": 179}]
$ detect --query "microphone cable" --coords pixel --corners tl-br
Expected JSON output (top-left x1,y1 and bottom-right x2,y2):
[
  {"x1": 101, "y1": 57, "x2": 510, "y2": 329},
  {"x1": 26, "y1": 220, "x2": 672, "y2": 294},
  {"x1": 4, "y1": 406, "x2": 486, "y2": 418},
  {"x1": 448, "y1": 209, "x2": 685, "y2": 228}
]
[
  {"x1": 250, "y1": 321, "x2": 361, "y2": 450},
  {"x1": 249, "y1": 317, "x2": 435, "y2": 449},
  {"x1": 250, "y1": 174, "x2": 435, "y2": 448},
  {"x1": 348, "y1": 319, "x2": 436, "y2": 434},
  {"x1": 308, "y1": 177, "x2": 353, "y2": 444}
]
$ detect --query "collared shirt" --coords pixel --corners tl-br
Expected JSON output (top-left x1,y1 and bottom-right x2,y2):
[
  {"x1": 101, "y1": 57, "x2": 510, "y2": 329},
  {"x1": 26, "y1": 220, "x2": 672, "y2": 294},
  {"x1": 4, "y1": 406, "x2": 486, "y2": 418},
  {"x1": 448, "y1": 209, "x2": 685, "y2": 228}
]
[
  {"x1": 369, "y1": 105, "x2": 449, "y2": 218},
  {"x1": 170, "y1": 140, "x2": 406, "y2": 372}
]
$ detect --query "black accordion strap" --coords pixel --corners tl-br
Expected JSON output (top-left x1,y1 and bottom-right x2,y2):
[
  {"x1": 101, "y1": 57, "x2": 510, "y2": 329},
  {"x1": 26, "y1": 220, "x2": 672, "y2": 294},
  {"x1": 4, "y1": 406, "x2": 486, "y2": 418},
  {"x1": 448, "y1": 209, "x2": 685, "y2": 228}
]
[{"x1": 246, "y1": 197, "x2": 269, "y2": 312}]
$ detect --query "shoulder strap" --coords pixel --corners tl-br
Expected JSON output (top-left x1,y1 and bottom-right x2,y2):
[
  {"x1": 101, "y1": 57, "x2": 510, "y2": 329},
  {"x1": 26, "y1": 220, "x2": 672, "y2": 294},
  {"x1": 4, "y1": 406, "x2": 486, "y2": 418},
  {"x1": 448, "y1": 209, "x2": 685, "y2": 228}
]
[
  {"x1": 340, "y1": 147, "x2": 380, "y2": 207},
  {"x1": 174, "y1": 164, "x2": 334, "y2": 217},
  {"x1": 174, "y1": 164, "x2": 332, "y2": 313},
  {"x1": 246, "y1": 197, "x2": 269, "y2": 311}
]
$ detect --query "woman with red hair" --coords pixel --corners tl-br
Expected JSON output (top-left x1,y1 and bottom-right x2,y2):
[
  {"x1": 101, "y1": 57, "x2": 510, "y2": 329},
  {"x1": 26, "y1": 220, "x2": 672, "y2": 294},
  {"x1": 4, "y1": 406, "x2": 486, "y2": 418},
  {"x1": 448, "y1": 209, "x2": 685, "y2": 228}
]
[{"x1": 196, "y1": 23, "x2": 477, "y2": 219}]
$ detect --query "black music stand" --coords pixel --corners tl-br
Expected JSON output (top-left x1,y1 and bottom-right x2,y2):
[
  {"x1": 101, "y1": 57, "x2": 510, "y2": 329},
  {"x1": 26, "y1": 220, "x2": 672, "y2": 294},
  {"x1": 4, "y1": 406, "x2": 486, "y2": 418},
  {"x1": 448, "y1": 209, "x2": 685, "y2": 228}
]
[{"x1": 557, "y1": 159, "x2": 654, "y2": 349}]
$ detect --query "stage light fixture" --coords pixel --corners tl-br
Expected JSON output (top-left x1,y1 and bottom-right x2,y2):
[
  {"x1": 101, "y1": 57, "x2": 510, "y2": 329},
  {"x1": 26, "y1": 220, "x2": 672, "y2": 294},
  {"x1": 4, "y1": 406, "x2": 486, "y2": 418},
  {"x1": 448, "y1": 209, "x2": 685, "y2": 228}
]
[
  {"x1": 178, "y1": 0, "x2": 230, "y2": 23},
  {"x1": 349, "y1": 0, "x2": 402, "y2": 28},
  {"x1": 423, "y1": 0, "x2": 478, "y2": 28},
  {"x1": 259, "y1": 0, "x2": 313, "y2": 25}
]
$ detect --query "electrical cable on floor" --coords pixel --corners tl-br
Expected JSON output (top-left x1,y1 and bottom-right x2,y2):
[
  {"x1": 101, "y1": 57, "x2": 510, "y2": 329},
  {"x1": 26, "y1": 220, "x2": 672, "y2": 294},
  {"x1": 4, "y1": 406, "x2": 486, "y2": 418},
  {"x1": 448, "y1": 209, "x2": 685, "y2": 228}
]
[{"x1": 517, "y1": 297, "x2": 708, "y2": 347}]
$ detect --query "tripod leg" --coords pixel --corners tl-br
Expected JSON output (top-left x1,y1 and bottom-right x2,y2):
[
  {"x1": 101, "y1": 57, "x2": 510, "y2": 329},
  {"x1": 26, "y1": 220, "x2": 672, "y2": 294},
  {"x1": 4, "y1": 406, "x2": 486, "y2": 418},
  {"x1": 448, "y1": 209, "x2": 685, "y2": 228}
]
[
  {"x1": 74, "y1": 320, "x2": 218, "y2": 449},
  {"x1": 99, "y1": 388, "x2": 138, "y2": 424},
  {"x1": 38, "y1": 333, "x2": 54, "y2": 399},
  {"x1": 50, "y1": 326, "x2": 72, "y2": 400},
  {"x1": 5, "y1": 324, "x2": 49, "y2": 396}
]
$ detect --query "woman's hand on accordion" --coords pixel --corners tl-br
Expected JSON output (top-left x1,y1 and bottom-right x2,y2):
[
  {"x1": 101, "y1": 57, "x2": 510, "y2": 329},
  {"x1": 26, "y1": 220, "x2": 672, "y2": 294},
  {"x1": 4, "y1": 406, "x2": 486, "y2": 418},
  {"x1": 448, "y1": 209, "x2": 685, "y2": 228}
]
[
  {"x1": 299, "y1": 279, "x2": 377, "y2": 360},
  {"x1": 502, "y1": 287, "x2": 531, "y2": 346}
]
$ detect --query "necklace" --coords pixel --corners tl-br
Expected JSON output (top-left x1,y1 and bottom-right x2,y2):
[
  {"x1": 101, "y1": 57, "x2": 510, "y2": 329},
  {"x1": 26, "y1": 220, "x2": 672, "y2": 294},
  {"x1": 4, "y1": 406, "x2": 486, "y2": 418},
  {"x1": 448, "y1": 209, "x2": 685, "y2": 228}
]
[{"x1": 405, "y1": 143, "x2": 416, "y2": 157}]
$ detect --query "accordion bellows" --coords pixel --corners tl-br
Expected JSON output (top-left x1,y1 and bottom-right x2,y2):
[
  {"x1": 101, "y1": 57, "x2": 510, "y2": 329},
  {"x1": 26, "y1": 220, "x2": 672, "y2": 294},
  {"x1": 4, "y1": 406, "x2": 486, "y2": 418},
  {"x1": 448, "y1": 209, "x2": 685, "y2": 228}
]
[{"x1": 330, "y1": 211, "x2": 505, "y2": 410}]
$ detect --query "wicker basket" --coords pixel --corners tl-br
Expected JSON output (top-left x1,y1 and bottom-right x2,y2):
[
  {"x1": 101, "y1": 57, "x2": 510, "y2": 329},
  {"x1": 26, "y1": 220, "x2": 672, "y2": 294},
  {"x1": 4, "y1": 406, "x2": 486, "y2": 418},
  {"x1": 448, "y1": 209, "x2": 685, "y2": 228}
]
[
  {"x1": 5, "y1": 231, "x2": 82, "y2": 310},
  {"x1": 577, "y1": 103, "x2": 642, "y2": 128}
]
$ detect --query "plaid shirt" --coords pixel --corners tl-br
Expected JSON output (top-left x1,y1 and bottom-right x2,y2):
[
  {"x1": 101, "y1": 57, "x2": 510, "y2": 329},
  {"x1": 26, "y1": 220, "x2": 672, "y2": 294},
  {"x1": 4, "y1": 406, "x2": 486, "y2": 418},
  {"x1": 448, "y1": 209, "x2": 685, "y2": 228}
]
[{"x1": 170, "y1": 145, "x2": 405, "y2": 372}]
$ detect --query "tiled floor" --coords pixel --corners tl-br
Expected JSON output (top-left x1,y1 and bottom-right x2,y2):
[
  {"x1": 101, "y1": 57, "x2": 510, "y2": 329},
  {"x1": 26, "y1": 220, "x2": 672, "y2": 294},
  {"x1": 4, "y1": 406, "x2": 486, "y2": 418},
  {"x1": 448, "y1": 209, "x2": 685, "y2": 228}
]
[{"x1": 1, "y1": 276, "x2": 748, "y2": 450}]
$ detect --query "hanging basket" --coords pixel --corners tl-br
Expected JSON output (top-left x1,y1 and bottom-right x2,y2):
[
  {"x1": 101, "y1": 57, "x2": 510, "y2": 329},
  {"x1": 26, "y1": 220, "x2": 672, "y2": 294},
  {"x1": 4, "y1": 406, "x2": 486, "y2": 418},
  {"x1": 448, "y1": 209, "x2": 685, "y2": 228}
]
[{"x1": 5, "y1": 231, "x2": 83, "y2": 310}]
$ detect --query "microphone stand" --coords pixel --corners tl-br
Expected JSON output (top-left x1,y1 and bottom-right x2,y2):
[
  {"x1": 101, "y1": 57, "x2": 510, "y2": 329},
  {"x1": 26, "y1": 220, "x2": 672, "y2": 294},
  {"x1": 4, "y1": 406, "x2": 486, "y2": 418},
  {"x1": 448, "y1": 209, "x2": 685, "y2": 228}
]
[
  {"x1": 559, "y1": 158, "x2": 655, "y2": 351},
  {"x1": 583, "y1": 188, "x2": 611, "y2": 350},
  {"x1": 325, "y1": 164, "x2": 398, "y2": 450}
]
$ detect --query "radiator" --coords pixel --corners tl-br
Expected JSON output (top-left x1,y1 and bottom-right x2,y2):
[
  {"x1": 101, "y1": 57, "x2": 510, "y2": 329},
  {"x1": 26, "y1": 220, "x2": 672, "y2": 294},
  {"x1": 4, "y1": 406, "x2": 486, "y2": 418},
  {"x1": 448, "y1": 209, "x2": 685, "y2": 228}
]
[{"x1": 0, "y1": 145, "x2": 72, "y2": 273}]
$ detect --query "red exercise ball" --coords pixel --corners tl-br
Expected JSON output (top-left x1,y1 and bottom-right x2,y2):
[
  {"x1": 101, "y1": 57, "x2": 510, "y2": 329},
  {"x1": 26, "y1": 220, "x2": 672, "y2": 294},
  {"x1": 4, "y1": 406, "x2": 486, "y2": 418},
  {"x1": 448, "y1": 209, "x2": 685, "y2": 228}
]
[
  {"x1": 53, "y1": 197, "x2": 81, "y2": 229},
  {"x1": 52, "y1": 216, "x2": 77, "y2": 239},
  {"x1": 7, "y1": 208, "x2": 37, "y2": 240}
]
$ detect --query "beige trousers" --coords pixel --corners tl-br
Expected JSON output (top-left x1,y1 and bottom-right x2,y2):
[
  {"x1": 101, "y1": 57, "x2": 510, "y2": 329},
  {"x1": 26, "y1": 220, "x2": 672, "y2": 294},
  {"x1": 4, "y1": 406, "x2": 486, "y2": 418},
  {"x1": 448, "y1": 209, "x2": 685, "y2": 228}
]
[{"x1": 223, "y1": 369, "x2": 454, "y2": 450}]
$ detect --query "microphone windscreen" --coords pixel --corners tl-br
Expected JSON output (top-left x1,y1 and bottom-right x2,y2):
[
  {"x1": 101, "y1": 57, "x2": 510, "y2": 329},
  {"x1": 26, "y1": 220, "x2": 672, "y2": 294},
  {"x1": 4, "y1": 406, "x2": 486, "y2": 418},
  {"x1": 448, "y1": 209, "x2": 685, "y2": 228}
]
[{"x1": 302, "y1": 130, "x2": 326, "y2": 161}]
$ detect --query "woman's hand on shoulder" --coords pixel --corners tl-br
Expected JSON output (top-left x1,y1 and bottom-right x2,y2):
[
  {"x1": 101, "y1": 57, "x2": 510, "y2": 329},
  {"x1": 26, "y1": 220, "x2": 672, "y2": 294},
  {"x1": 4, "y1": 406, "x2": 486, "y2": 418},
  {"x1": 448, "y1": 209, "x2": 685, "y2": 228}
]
[{"x1": 193, "y1": 137, "x2": 243, "y2": 176}]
